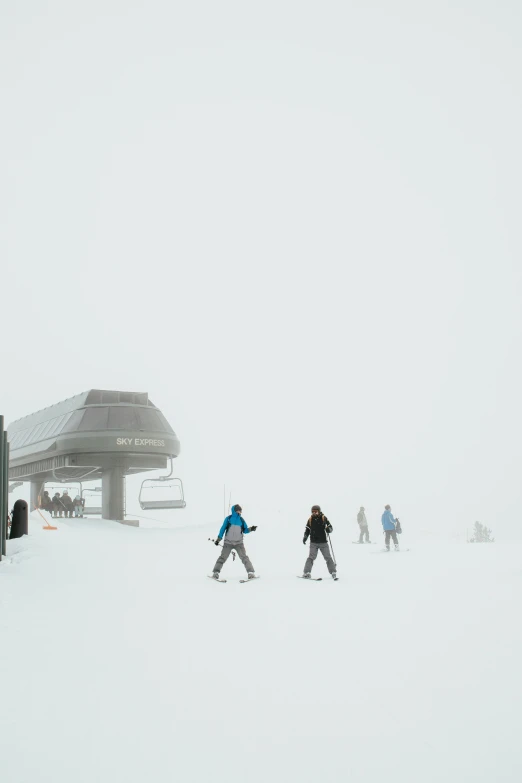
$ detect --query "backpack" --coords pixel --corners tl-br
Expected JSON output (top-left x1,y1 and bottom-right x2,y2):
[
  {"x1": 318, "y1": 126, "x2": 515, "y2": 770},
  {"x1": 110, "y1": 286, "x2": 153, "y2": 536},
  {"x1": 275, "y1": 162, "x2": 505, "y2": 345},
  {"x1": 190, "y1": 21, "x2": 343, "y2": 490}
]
[{"x1": 308, "y1": 514, "x2": 332, "y2": 534}]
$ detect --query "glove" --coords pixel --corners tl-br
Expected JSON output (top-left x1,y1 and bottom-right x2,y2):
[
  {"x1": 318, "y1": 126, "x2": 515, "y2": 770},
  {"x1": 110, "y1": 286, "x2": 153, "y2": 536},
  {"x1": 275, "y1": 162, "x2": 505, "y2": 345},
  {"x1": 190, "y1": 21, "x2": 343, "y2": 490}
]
[
  {"x1": 215, "y1": 538, "x2": 221, "y2": 546},
  {"x1": 303, "y1": 537, "x2": 307, "y2": 545},
  {"x1": 249, "y1": 525, "x2": 257, "y2": 532},
  {"x1": 326, "y1": 524, "x2": 333, "y2": 534}
]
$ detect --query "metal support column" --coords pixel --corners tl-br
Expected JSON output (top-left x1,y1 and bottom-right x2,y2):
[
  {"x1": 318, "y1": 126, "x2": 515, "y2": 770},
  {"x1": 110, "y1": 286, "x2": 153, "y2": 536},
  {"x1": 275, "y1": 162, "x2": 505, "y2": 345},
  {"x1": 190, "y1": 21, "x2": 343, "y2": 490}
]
[
  {"x1": 0, "y1": 416, "x2": 4, "y2": 560},
  {"x1": 0, "y1": 417, "x2": 7, "y2": 558},
  {"x1": 102, "y1": 465, "x2": 125, "y2": 521},
  {"x1": 3, "y1": 433, "x2": 7, "y2": 556},
  {"x1": 30, "y1": 481, "x2": 44, "y2": 512}
]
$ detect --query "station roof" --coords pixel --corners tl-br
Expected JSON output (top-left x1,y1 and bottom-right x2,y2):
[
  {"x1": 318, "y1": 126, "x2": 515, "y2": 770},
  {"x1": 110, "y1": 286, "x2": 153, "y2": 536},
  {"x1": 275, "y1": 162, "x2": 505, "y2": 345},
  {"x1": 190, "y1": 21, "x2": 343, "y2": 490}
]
[
  {"x1": 7, "y1": 390, "x2": 180, "y2": 482},
  {"x1": 8, "y1": 390, "x2": 173, "y2": 453}
]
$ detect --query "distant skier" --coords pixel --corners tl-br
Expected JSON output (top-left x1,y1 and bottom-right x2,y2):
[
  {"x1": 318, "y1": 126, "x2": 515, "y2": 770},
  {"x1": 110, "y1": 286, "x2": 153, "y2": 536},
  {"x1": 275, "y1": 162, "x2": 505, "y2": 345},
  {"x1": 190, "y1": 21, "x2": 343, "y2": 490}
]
[
  {"x1": 302, "y1": 505, "x2": 337, "y2": 579},
  {"x1": 357, "y1": 506, "x2": 370, "y2": 543},
  {"x1": 381, "y1": 504, "x2": 399, "y2": 550},
  {"x1": 211, "y1": 504, "x2": 257, "y2": 580}
]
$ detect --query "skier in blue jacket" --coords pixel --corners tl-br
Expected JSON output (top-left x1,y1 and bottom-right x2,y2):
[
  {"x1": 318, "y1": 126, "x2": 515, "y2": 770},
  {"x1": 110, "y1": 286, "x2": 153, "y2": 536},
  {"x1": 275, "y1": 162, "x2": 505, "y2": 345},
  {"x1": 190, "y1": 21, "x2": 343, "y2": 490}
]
[
  {"x1": 381, "y1": 505, "x2": 399, "y2": 550},
  {"x1": 212, "y1": 504, "x2": 257, "y2": 579}
]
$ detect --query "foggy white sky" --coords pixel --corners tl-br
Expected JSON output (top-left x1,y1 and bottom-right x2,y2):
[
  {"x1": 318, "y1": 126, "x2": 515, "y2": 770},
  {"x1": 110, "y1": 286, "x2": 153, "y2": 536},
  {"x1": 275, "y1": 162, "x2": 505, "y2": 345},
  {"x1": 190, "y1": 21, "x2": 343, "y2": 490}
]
[{"x1": 2, "y1": 1, "x2": 521, "y2": 535}]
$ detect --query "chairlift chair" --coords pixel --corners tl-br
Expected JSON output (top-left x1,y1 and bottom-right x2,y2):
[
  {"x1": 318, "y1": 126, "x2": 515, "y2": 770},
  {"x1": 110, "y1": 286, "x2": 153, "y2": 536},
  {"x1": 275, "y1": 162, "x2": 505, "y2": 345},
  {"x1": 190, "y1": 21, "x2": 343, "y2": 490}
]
[
  {"x1": 81, "y1": 487, "x2": 103, "y2": 516},
  {"x1": 44, "y1": 483, "x2": 82, "y2": 499},
  {"x1": 139, "y1": 476, "x2": 186, "y2": 510}
]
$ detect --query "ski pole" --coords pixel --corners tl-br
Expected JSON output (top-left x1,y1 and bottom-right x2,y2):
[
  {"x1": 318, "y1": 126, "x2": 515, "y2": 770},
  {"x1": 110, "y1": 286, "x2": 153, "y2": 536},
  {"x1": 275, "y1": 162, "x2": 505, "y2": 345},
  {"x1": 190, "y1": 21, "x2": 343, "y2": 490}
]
[
  {"x1": 208, "y1": 538, "x2": 235, "y2": 560},
  {"x1": 327, "y1": 530, "x2": 336, "y2": 566}
]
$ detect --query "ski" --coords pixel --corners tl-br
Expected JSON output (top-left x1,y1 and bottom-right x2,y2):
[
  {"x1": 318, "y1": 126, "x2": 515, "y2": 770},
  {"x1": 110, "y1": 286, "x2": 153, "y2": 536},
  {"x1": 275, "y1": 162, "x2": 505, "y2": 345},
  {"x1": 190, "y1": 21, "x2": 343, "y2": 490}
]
[
  {"x1": 207, "y1": 576, "x2": 227, "y2": 582},
  {"x1": 239, "y1": 576, "x2": 260, "y2": 583},
  {"x1": 352, "y1": 541, "x2": 375, "y2": 544},
  {"x1": 297, "y1": 576, "x2": 322, "y2": 581}
]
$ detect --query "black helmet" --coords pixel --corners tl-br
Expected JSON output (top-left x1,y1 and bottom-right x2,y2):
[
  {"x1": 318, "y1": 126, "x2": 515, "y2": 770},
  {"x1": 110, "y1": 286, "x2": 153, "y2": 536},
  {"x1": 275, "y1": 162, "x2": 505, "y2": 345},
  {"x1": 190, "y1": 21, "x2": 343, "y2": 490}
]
[
  {"x1": 311, "y1": 505, "x2": 321, "y2": 512},
  {"x1": 232, "y1": 504, "x2": 243, "y2": 514}
]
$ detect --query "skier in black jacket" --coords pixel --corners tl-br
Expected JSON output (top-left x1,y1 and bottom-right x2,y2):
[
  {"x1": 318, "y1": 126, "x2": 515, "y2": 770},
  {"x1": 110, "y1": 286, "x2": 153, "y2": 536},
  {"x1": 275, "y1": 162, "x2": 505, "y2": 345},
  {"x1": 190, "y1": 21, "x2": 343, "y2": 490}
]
[{"x1": 302, "y1": 505, "x2": 337, "y2": 579}]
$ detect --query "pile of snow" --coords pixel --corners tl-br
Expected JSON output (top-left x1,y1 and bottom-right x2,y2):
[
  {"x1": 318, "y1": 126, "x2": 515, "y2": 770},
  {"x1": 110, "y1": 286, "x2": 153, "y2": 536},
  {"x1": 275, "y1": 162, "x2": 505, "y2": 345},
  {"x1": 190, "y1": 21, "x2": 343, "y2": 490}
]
[{"x1": 0, "y1": 512, "x2": 521, "y2": 782}]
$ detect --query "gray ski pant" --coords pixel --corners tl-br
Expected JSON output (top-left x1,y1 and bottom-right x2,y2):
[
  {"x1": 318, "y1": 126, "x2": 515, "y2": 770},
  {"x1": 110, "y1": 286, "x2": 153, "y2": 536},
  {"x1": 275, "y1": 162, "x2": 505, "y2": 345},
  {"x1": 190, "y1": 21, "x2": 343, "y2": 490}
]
[
  {"x1": 214, "y1": 542, "x2": 254, "y2": 575},
  {"x1": 304, "y1": 542, "x2": 336, "y2": 574},
  {"x1": 358, "y1": 524, "x2": 370, "y2": 543}
]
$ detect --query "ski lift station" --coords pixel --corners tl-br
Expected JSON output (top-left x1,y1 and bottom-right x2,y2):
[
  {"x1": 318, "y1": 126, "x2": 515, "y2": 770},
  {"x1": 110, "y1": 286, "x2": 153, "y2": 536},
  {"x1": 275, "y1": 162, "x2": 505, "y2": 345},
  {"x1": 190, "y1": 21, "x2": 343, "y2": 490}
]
[{"x1": 7, "y1": 390, "x2": 185, "y2": 521}]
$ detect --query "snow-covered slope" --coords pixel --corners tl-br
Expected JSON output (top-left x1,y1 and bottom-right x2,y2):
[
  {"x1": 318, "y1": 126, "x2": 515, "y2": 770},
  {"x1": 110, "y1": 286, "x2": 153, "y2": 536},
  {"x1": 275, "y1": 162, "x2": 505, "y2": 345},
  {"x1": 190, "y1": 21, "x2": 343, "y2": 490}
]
[{"x1": 1, "y1": 513, "x2": 521, "y2": 783}]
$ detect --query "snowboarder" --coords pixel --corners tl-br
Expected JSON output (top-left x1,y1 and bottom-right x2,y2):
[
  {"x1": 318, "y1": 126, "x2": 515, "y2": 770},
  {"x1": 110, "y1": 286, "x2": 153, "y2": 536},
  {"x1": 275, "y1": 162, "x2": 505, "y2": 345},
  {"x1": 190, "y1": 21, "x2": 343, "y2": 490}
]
[
  {"x1": 357, "y1": 506, "x2": 370, "y2": 543},
  {"x1": 211, "y1": 504, "x2": 257, "y2": 579},
  {"x1": 302, "y1": 505, "x2": 337, "y2": 579},
  {"x1": 381, "y1": 504, "x2": 399, "y2": 550}
]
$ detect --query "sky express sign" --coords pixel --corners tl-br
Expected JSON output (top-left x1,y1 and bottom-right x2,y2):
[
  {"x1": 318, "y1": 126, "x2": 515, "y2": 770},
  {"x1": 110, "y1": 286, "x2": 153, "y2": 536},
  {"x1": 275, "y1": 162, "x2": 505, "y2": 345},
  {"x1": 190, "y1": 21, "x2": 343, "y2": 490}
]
[{"x1": 116, "y1": 437, "x2": 166, "y2": 447}]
